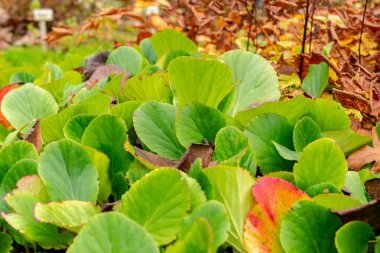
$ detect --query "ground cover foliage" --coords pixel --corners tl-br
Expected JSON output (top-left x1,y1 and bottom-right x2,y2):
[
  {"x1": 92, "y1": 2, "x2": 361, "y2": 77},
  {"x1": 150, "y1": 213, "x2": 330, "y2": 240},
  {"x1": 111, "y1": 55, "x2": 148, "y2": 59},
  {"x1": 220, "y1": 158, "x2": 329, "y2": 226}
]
[
  {"x1": 0, "y1": 28, "x2": 379, "y2": 253},
  {"x1": 0, "y1": 1, "x2": 379, "y2": 253}
]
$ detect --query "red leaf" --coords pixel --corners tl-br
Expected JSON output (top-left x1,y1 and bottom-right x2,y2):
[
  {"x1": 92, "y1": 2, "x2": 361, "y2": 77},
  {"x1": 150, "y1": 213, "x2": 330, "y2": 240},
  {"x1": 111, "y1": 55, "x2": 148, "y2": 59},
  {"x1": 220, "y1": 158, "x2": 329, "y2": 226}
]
[
  {"x1": 244, "y1": 177, "x2": 310, "y2": 252},
  {"x1": 0, "y1": 84, "x2": 19, "y2": 128}
]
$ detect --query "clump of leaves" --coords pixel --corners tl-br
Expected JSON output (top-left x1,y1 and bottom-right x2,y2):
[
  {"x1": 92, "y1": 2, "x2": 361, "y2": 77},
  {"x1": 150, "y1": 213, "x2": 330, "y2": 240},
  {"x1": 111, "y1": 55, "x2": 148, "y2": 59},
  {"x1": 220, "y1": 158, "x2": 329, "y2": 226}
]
[{"x1": 0, "y1": 29, "x2": 378, "y2": 253}]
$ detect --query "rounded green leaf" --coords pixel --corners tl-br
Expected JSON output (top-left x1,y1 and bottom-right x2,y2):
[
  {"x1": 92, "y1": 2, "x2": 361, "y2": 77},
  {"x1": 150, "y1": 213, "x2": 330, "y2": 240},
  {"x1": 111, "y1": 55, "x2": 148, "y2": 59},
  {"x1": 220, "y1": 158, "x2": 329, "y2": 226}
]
[
  {"x1": 106, "y1": 46, "x2": 143, "y2": 76},
  {"x1": 213, "y1": 126, "x2": 248, "y2": 161},
  {"x1": 123, "y1": 73, "x2": 170, "y2": 102},
  {"x1": 335, "y1": 221, "x2": 374, "y2": 253},
  {"x1": 344, "y1": 171, "x2": 368, "y2": 204},
  {"x1": 38, "y1": 139, "x2": 98, "y2": 202},
  {"x1": 35, "y1": 201, "x2": 101, "y2": 231},
  {"x1": 323, "y1": 130, "x2": 371, "y2": 155},
  {"x1": 67, "y1": 212, "x2": 159, "y2": 253},
  {"x1": 168, "y1": 57, "x2": 233, "y2": 108},
  {"x1": 293, "y1": 116, "x2": 323, "y2": 152},
  {"x1": 0, "y1": 159, "x2": 38, "y2": 213},
  {"x1": 305, "y1": 182, "x2": 341, "y2": 197},
  {"x1": 0, "y1": 141, "x2": 38, "y2": 183},
  {"x1": 111, "y1": 101, "x2": 142, "y2": 130},
  {"x1": 41, "y1": 94, "x2": 112, "y2": 143},
  {"x1": 115, "y1": 168, "x2": 190, "y2": 245},
  {"x1": 81, "y1": 114, "x2": 132, "y2": 179},
  {"x1": 176, "y1": 102, "x2": 227, "y2": 147},
  {"x1": 179, "y1": 200, "x2": 230, "y2": 251},
  {"x1": 280, "y1": 200, "x2": 342, "y2": 253},
  {"x1": 294, "y1": 138, "x2": 347, "y2": 190},
  {"x1": 219, "y1": 50, "x2": 280, "y2": 115},
  {"x1": 182, "y1": 173, "x2": 207, "y2": 211},
  {"x1": 150, "y1": 29, "x2": 198, "y2": 58},
  {"x1": 63, "y1": 114, "x2": 95, "y2": 142},
  {"x1": 1, "y1": 83, "x2": 58, "y2": 132},
  {"x1": 0, "y1": 232, "x2": 12, "y2": 253},
  {"x1": 204, "y1": 166, "x2": 255, "y2": 252},
  {"x1": 313, "y1": 193, "x2": 362, "y2": 210},
  {"x1": 166, "y1": 218, "x2": 213, "y2": 253},
  {"x1": 244, "y1": 113, "x2": 294, "y2": 174},
  {"x1": 134, "y1": 101, "x2": 185, "y2": 159}
]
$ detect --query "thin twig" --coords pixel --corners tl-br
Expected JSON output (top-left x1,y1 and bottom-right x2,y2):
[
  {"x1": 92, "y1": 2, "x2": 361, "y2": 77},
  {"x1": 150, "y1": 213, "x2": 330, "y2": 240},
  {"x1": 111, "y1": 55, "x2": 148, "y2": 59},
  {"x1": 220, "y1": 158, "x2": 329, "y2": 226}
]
[
  {"x1": 358, "y1": 0, "x2": 369, "y2": 65},
  {"x1": 309, "y1": 0, "x2": 320, "y2": 53},
  {"x1": 299, "y1": 0, "x2": 310, "y2": 80}
]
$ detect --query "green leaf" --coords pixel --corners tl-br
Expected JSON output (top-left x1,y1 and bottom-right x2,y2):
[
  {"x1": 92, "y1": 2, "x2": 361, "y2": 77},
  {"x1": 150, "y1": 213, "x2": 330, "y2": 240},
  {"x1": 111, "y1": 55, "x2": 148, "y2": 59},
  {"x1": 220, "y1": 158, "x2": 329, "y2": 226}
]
[
  {"x1": 182, "y1": 173, "x2": 207, "y2": 211},
  {"x1": 0, "y1": 141, "x2": 38, "y2": 183},
  {"x1": 335, "y1": 221, "x2": 374, "y2": 253},
  {"x1": 293, "y1": 116, "x2": 323, "y2": 152},
  {"x1": 82, "y1": 114, "x2": 132, "y2": 181},
  {"x1": 106, "y1": 46, "x2": 143, "y2": 76},
  {"x1": 67, "y1": 212, "x2": 159, "y2": 253},
  {"x1": 302, "y1": 61, "x2": 329, "y2": 98},
  {"x1": 236, "y1": 95, "x2": 312, "y2": 127},
  {"x1": 272, "y1": 141, "x2": 300, "y2": 161},
  {"x1": 115, "y1": 168, "x2": 190, "y2": 246},
  {"x1": 111, "y1": 101, "x2": 142, "y2": 130},
  {"x1": 150, "y1": 29, "x2": 198, "y2": 58},
  {"x1": 134, "y1": 101, "x2": 185, "y2": 160},
  {"x1": 84, "y1": 147, "x2": 111, "y2": 205},
  {"x1": 34, "y1": 201, "x2": 101, "y2": 231},
  {"x1": 166, "y1": 218, "x2": 213, "y2": 253},
  {"x1": 244, "y1": 113, "x2": 294, "y2": 174},
  {"x1": 63, "y1": 114, "x2": 95, "y2": 142},
  {"x1": 41, "y1": 94, "x2": 112, "y2": 143},
  {"x1": 123, "y1": 73, "x2": 171, "y2": 102},
  {"x1": 213, "y1": 126, "x2": 248, "y2": 161},
  {"x1": 219, "y1": 50, "x2": 280, "y2": 115},
  {"x1": 313, "y1": 193, "x2": 362, "y2": 210},
  {"x1": 38, "y1": 139, "x2": 98, "y2": 202},
  {"x1": 294, "y1": 138, "x2": 347, "y2": 190},
  {"x1": 344, "y1": 171, "x2": 368, "y2": 204},
  {"x1": 305, "y1": 182, "x2": 341, "y2": 197},
  {"x1": 0, "y1": 159, "x2": 38, "y2": 213},
  {"x1": 204, "y1": 166, "x2": 255, "y2": 252},
  {"x1": 3, "y1": 176, "x2": 73, "y2": 249},
  {"x1": 168, "y1": 57, "x2": 233, "y2": 108},
  {"x1": 140, "y1": 38, "x2": 157, "y2": 64},
  {"x1": 280, "y1": 200, "x2": 342, "y2": 253},
  {"x1": 376, "y1": 237, "x2": 380, "y2": 253},
  {"x1": 179, "y1": 200, "x2": 229, "y2": 251},
  {"x1": 307, "y1": 99, "x2": 350, "y2": 131},
  {"x1": 0, "y1": 232, "x2": 12, "y2": 253},
  {"x1": 44, "y1": 71, "x2": 82, "y2": 104},
  {"x1": 235, "y1": 96, "x2": 350, "y2": 131},
  {"x1": 9, "y1": 72, "x2": 34, "y2": 84},
  {"x1": 1, "y1": 83, "x2": 58, "y2": 133},
  {"x1": 176, "y1": 102, "x2": 227, "y2": 147},
  {"x1": 323, "y1": 130, "x2": 371, "y2": 155},
  {"x1": 34, "y1": 63, "x2": 64, "y2": 85},
  {"x1": 266, "y1": 171, "x2": 295, "y2": 185}
]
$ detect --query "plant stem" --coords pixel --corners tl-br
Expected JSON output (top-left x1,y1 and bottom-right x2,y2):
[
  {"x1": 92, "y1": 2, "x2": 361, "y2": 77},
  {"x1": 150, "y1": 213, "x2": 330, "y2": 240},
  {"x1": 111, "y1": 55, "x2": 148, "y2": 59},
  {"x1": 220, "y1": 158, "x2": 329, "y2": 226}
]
[{"x1": 299, "y1": 0, "x2": 310, "y2": 80}]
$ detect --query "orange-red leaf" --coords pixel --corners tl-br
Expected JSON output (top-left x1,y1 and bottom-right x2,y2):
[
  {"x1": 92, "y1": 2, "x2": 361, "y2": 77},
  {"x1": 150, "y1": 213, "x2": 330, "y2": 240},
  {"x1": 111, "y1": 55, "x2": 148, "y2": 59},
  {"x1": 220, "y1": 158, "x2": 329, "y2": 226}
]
[
  {"x1": 244, "y1": 177, "x2": 310, "y2": 253},
  {"x1": 44, "y1": 26, "x2": 73, "y2": 44},
  {"x1": 0, "y1": 84, "x2": 19, "y2": 128}
]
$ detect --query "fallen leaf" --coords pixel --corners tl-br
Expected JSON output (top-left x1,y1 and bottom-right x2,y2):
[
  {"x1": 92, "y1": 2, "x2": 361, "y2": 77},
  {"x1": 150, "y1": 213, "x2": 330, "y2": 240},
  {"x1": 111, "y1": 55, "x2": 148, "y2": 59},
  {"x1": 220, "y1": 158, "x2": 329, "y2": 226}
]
[
  {"x1": 177, "y1": 144, "x2": 214, "y2": 172},
  {"x1": 134, "y1": 146, "x2": 177, "y2": 168},
  {"x1": 44, "y1": 26, "x2": 73, "y2": 44},
  {"x1": 244, "y1": 177, "x2": 310, "y2": 253},
  {"x1": 89, "y1": 64, "x2": 130, "y2": 87},
  {"x1": 333, "y1": 199, "x2": 380, "y2": 234},
  {"x1": 347, "y1": 126, "x2": 380, "y2": 173},
  {"x1": 364, "y1": 178, "x2": 380, "y2": 200},
  {"x1": 23, "y1": 120, "x2": 41, "y2": 151}
]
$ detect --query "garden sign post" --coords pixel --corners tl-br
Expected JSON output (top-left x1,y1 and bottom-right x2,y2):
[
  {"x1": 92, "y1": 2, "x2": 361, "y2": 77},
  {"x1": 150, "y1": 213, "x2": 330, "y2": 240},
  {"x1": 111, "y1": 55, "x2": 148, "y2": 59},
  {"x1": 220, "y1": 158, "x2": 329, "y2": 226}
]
[{"x1": 33, "y1": 8, "x2": 54, "y2": 51}]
